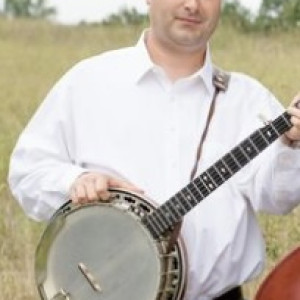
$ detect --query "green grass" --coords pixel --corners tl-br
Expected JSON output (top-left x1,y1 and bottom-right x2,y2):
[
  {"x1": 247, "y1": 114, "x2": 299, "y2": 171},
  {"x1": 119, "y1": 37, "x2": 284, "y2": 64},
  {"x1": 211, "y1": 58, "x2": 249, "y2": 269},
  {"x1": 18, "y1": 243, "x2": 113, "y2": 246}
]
[{"x1": 0, "y1": 17, "x2": 299, "y2": 300}]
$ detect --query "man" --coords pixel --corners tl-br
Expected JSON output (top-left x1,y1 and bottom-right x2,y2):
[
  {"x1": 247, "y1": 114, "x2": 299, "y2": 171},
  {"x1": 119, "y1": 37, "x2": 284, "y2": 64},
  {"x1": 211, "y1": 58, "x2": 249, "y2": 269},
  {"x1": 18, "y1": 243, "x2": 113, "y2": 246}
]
[{"x1": 8, "y1": 0, "x2": 300, "y2": 299}]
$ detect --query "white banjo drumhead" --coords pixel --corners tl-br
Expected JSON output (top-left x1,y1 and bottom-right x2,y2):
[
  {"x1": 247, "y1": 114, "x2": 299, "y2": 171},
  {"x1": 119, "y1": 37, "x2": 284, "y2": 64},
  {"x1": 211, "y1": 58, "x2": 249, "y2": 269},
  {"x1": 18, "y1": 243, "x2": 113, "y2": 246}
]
[{"x1": 36, "y1": 204, "x2": 162, "y2": 300}]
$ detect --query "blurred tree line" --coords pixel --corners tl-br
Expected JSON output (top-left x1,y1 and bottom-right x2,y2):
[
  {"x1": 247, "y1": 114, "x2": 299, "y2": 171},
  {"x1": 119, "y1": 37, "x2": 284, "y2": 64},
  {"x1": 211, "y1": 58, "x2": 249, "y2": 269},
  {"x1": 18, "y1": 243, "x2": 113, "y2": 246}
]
[
  {"x1": 2, "y1": 0, "x2": 55, "y2": 18},
  {"x1": 101, "y1": 7, "x2": 148, "y2": 26},
  {"x1": 222, "y1": 0, "x2": 300, "y2": 31},
  {"x1": 0, "y1": 0, "x2": 299, "y2": 31}
]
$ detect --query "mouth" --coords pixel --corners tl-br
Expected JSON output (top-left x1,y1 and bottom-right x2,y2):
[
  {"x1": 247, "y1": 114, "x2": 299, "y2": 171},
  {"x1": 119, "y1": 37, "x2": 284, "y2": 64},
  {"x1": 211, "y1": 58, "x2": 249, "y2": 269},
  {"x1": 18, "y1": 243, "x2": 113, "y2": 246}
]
[{"x1": 175, "y1": 16, "x2": 202, "y2": 25}]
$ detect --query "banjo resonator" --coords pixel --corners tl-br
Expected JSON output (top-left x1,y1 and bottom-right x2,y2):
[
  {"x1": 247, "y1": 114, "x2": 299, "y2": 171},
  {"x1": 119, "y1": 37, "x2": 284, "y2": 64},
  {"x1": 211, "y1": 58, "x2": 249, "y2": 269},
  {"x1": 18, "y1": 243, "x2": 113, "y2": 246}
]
[{"x1": 35, "y1": 189, "x2": 187, "y2": 300}]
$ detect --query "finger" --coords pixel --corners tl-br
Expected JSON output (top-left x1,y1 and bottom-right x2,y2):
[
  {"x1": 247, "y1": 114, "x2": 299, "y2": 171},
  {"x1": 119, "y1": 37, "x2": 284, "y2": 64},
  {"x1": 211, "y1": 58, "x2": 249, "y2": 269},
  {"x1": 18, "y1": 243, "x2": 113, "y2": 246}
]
[
  {"x1": 70, "y1": 186, "x2": 79, "y2": 204},
  {"x1": 287, "y1": 106, "x2": 300, "y2": 118},
  {"x1": 287, "y1": 93, "x2": 300, "y2": 110},
  {"x1": 284, "y1": 113, "x2": 300, "y2": 142},
  {"x1": 84, "y1": 180, "x2": 99, "y2": 202},
  {"x1": 293, "y1": 92, "x2": 300, "y2": 105},
  {"x1": 72, "y1": 184, "x2": 88, "y2": 204},
  {"x1": 94, "y1": 176, "x2": 110, "y2": 201},
  {"x1": 287, "y1": 106, "x2": 300, "y2": 129}
]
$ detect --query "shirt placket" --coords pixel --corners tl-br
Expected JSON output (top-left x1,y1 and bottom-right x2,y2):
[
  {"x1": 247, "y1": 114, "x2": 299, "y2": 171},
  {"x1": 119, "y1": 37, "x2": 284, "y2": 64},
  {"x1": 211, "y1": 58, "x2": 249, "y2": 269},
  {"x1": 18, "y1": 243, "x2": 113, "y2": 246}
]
[{"x1": 164, "y1": 87, "x2": 181, "y2": 197}]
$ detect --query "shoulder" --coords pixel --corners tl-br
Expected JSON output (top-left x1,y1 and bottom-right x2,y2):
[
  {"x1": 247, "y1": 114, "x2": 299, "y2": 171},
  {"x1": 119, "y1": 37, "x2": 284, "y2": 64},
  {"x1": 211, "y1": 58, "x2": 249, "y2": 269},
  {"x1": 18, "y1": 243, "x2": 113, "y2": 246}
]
[
  {"x1": 223, "y1": 70, "x2": 284, "y2": 118},
  {"x1": 69, "y1": 46, "x2": 136, "y2": 76},
  {"x1": 226, "y1": 71, "x2": 278, "y2": 105},
  {"x1": 228, "y1": 71, "x2": 268, "y2": 93},
  {"x1": 231, "y1": 72, "x2": 284, "y2": 119},
  {"x1": 41, "y1": 46, "x2": 137, "y2": 103},
  {"x1": 51, "y1": 46, "x2": 138, "y2": 91}
]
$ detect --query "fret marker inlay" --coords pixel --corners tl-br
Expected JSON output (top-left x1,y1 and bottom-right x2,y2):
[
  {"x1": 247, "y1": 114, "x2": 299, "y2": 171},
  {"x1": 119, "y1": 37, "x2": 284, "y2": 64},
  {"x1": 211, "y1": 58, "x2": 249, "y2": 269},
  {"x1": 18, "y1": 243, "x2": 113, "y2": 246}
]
[{"x1": 142, "y1": 111, "x2": 293, "y2": 239}]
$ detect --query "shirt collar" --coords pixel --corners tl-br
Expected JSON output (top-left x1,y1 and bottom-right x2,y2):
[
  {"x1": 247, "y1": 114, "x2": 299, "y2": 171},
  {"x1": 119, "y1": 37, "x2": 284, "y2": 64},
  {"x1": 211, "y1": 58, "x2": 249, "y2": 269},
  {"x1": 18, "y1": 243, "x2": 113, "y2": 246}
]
[
  {"x1": 195, "y1": 47, "x2": 215, "y2": 96},
  {"x1": 132, "y1": 31, "x2": 215, "y2": 96},
  {"x1": 131, "y1": 30, "x2": 155, "y2": 83}
]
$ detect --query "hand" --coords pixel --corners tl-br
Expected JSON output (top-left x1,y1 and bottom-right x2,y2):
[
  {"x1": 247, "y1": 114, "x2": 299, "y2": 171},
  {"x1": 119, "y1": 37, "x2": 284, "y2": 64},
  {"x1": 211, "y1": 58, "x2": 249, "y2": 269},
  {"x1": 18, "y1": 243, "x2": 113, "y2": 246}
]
[
  {"x1": 70, "y1": 172, "x2": 144, "y2": 204},
  {"x1": 284, "y1": 92, "x2": 300, "y2": 143}
]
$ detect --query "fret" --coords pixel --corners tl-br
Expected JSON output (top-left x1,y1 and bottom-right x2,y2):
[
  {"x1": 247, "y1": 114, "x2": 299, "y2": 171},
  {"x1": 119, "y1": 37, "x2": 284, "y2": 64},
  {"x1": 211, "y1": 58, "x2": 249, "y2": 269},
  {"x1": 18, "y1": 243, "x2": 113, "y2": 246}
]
[
  {"x1": 269, "y1": 121, "x2": 281, "y2": 136},
  {"x1": 231, "y1": 148, "x2": 248, "y2": 167},
  {"x1": 147, "y1": 215, "x2": 163, "y2": 234},
  {"x1": 260, "y1": 125, "x2": 279, "y2": 143},
  {"x1": 210, "y1": 165, "x2": 226, "y2": 183},
  {"x1": 154, "y1": 206, "x2": 174, "y2": 228},
  {"x1": 273, "y1": 118, "x2": 289, "y2": 134},
  {"x1": 238, "y1": 145, "x2": 251, "y2": 161},
  {"x1": 200, "y1": 172, "x2": 217, "y2": 191},
  {"x1": 161, "y1": 204, "x2": 179, "y2": 224},
  {"x1": 177, "y1": 191, "x2": 193, "y2": 210},
  {"x1": 280, "y1": 113, "x2": 292, "y2": 129},
  {"x1": 189, "y1": 181, "x2": 205, "y2": 198},
  {"x1": 171, "y1": 195, "x2": 188, "y2": 216},
  {"x1": 240, "y1": 139, "x2": 259, "y2": 159},
  {"x1": 215, "y1": 160, "x2": 232, "y2": 179},
  {"x1": 181, "y1": 188, "x2": 199, "y2": 206},
  {"x1": 151, "y1": 211, "x2": 169, "y2": 232},
  {"x1": 164, "y1": 201, "x2": 181, "y2": 220},
  {"x1": 248, "y1": 134, "x2": 260, "y2": 152},
  {"x1": 205, "y1": 170, "x2": 219, "y2": 186},
  {"x1": 230, "y1": 152, "x2": 243, "y2": 168},
  {"x1": 144, "y1": 111, "x2": 293, "y2": 239},
  {"x1": 223, "y1": 153, "x2": 240, "y2": 173},
  {"x1": 258, "y1": 128, "x2": 272, "y2": 144},
  {"x1": 143, "y1": 215, "x2": 162, "y2": 239},
  {"x1": 249, "y1": 131, "x2": 268, "y2": 151},
  {"x1": 197, "y1": 176, "x2": 210, "y2": 192},
  {"x1": 193, "y1": 177, "x2": 211, "y2": 197}
]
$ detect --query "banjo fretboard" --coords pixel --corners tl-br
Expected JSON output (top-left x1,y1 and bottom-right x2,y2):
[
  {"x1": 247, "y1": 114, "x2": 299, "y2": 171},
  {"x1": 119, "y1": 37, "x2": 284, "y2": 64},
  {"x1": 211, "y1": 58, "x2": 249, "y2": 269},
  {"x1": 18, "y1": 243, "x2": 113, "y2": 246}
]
[{"x1": 142, "y1": 111, "x2": 292, "y2": 239}]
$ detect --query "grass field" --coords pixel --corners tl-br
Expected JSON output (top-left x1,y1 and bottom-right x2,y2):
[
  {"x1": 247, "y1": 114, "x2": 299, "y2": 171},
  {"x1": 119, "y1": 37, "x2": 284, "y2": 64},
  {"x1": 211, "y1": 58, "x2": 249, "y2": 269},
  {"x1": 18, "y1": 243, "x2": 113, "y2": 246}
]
[{"x1": 0, "y1": 17, "x2": 299, "y2": 300}]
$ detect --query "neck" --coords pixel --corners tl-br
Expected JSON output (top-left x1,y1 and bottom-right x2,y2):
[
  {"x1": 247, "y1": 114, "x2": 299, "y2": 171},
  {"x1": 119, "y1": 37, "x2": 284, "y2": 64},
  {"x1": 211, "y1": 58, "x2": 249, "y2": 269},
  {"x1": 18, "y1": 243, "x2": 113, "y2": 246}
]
[{"x1": 145, "y1": 31, "x2": 207, "y2": 82}]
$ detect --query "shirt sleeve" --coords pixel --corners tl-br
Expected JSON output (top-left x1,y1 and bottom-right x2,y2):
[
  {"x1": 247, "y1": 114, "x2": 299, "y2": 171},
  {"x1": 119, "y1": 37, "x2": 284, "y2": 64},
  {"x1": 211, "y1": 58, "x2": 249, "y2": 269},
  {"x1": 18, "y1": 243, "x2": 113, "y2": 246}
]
[
  {"x1": 8, "y1": 68, "x2": 87, "y2": 221},
  {"x1": 237, "y1": 90, "x2": 300, "y2": 215}
]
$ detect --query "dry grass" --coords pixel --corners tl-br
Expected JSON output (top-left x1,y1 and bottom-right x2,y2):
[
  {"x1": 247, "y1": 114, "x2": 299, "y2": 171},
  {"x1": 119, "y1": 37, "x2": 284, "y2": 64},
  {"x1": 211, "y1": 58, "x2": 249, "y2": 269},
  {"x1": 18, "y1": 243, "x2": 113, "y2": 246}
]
[{"x1": 0, "y1": 17, "x2": 299, "y2": 300}]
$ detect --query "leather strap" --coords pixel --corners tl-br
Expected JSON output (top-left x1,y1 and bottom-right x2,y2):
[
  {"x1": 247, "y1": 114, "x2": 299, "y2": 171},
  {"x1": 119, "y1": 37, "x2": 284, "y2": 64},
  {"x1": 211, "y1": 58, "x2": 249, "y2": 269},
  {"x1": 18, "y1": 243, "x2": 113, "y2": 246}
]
[
  {"x1": 190, "y1": 67, "x2": 230, "y2": 181},
  {"x1": 167, "y1": 68, "x2": 230, "y2": 252}
]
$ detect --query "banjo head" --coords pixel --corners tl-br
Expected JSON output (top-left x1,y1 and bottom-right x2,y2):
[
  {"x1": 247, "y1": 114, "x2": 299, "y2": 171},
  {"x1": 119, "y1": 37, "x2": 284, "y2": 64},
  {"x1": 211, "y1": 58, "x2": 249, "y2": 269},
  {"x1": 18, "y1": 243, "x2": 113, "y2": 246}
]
[{"x1": 35, "y1": 202, "x2": 162, "y2": 300}]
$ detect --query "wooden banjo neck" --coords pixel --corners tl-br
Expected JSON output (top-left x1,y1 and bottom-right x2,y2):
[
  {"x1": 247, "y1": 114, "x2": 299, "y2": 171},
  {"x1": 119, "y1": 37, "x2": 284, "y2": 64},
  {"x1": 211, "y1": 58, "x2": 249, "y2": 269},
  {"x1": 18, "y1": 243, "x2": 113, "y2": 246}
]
[{"x1": 142, "y1": 111, "x2": 293, "y2": 239}]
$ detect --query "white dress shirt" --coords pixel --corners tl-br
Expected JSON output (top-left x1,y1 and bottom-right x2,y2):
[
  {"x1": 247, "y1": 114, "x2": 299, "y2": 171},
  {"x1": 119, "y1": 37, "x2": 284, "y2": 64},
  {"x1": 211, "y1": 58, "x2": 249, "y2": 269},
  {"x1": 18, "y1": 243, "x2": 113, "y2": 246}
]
[{"x1": 8, "y1": 33, "x2": 300, "y2": 299}]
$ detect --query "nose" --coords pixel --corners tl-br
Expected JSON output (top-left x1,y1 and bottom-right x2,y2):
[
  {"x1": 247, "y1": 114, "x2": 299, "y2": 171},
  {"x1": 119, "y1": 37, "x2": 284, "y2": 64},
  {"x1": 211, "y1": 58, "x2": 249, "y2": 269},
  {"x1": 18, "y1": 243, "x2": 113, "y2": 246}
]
[{"x1": 183, "y1": 0, "x2": 199, "y2": 13}]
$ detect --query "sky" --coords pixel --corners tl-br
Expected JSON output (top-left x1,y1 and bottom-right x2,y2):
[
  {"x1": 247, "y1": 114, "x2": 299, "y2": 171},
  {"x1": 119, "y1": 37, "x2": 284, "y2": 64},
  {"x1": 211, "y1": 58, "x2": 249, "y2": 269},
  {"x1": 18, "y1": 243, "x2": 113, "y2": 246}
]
[{"x1": 0, "y1": 0, "x2": 262, "y2": 24}]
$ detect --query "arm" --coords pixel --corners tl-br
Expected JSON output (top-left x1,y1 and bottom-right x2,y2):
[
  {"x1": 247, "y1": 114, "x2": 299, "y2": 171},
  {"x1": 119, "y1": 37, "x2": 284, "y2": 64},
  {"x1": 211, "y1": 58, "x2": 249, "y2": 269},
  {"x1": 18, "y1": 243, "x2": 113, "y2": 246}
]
[
  {"x1": 238, "y1": 92, "x2": 300, "y2": 214},
  {"x1": 8, "y1": 68, "x2": 143, "y2": 221},
  {"x1": 8, "y1": 72, "x2": 86, "y2": 221}
]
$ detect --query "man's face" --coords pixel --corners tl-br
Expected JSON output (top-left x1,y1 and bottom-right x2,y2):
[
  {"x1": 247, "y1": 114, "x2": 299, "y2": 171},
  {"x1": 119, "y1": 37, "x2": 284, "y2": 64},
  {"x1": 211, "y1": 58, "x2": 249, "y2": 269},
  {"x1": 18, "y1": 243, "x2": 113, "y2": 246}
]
[{"x1": 147, "y1": 0, "x2": 221, "y2": 52}]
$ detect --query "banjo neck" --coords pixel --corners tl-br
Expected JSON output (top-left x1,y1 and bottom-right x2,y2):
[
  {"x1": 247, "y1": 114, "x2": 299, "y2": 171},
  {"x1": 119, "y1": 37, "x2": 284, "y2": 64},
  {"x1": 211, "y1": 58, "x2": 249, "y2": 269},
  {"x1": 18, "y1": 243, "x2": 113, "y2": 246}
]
[{"x1": 142, "y1": 111, "x2": 292, "y2": 239}]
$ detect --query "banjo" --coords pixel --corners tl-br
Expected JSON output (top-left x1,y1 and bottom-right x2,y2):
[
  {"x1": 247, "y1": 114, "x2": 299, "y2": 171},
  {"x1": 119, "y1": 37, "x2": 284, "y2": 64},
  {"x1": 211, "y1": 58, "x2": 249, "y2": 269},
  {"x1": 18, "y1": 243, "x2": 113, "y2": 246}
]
[{"x1": 35, "y1": 110, "x2": 293, "y2": 300}]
